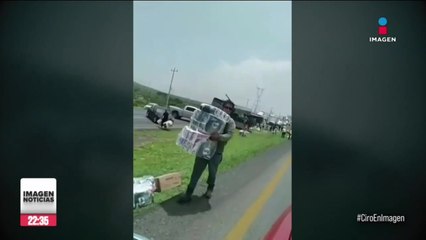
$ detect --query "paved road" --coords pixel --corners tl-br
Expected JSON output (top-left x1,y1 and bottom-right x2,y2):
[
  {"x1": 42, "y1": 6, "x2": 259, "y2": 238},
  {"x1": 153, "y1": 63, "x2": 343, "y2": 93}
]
[
  {"x1": 134, "y1": 108, "x2": 188, "y2": 130},
  {"x1": 134, "y1": 142, "x2": 292, "y2": 240}
]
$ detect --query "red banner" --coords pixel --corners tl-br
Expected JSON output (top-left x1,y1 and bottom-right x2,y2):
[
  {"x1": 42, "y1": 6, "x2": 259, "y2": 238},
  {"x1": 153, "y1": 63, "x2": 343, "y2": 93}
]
[{"x1": 20, "y1": 214, "x2": 56, "y2": 227}]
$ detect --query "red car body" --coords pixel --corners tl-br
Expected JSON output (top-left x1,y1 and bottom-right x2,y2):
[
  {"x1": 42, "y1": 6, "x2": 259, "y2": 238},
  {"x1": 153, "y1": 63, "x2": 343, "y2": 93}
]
[{"x1": 264, "y1": 205, "x2": 292, "y2": 240}]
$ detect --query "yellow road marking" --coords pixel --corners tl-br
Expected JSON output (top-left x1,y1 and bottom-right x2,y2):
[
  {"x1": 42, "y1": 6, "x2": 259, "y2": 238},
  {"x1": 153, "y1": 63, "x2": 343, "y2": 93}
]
[{"x1": 225, "y1": 156, "x2": 292, "y2": 240}]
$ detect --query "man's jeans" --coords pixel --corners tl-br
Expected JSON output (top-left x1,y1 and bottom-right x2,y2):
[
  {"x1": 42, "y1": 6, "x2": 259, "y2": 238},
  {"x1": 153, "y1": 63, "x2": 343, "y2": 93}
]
[{"x1": 185, "y1": 152, "x2": 223, "y2": 195}]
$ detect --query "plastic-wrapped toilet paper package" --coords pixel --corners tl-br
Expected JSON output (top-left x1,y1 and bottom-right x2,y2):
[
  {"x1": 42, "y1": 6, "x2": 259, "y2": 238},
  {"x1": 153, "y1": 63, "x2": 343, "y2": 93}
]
[
  {"x1": 176, "y1": 126, "x2": 217, "y2": 159},
  {"x1": 191, "y1": 109, "x2": 210, "y2": 123},
  {"x1": 195, "y1": 140, "x2": 218, "y2": 160},
  {"x1": 199, "y1": 103, "x2": 231, "y2": 123},
  {"x1": 176, "y1": 126, "x2": 210, "y2": 154},
  {"x1": 190, "y1": 109, "x2": 226, "y2": 134},
  {"x1": 133, "y1": 176, "x2": 155, "y2": 184},
  {"x1": 177, "y1": 104, "x2": 230, "y2": 160},
  {"x1": 133, "y1": 176, "x2": 156, "y2": 209}
]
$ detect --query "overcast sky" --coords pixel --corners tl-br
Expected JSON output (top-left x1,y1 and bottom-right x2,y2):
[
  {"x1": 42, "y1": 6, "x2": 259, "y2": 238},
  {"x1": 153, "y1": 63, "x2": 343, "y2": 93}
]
[{"x1": 134, "y1": 1, "x2": 291, "y2": 116}]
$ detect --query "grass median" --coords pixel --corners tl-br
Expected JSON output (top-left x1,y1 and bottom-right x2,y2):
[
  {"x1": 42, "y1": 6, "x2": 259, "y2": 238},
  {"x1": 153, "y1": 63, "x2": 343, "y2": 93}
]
[{"x1": 133, "y1": 128, "x2": 287, "y2": 216}]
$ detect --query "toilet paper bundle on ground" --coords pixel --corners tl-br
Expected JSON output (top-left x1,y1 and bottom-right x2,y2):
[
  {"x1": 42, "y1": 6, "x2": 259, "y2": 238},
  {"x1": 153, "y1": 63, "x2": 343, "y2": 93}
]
[{"x1": 133, "y1": 176, "x2": 156, "y2": 209}]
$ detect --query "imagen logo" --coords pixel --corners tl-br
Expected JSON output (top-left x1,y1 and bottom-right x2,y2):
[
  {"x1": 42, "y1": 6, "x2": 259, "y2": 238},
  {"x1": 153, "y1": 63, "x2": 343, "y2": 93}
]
[
  {"x1": 378, "y1": 17, "x2": 388, "y2": 35},
  {"x1": 369, "y1": 17, "x2": 397, "y2": 43},
  {"x1": 20, "y1": 178, "x2": 57, "y2": 227}
]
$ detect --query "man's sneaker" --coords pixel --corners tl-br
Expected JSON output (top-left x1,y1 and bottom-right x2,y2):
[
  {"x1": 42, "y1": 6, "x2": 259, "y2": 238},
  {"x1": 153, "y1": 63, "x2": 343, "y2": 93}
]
[
  {"x1": 203, "y1": 190, "x2": 213, "y2": 199},
  {"x1": 177, "y1": 194, "x2": 192, "y2": 204}
]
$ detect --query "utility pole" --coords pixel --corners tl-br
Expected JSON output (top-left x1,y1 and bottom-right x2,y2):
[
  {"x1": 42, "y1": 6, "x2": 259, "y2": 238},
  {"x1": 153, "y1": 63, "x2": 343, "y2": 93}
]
[
  {"x1": 166, "y1": 67, "x2": 178, "y2": 108},
  {"x1": 253, "y1": 86, "x2": 264, "y2": 113},
  {"x1": 246, "y1": 98, "x2": 250, "y2": 108}
]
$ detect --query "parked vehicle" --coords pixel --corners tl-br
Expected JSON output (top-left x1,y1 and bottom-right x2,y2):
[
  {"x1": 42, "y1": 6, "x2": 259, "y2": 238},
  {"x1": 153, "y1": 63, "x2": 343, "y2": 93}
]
[
  {"x1": 143, "y1": 102, "x2": 157, "y2": 109},
  {"x1": 146, "y1": 105, "x2": 170, "y2": 123},
  {"x1": 169, "y1": 105, "x2": 199, "y2": 120}
]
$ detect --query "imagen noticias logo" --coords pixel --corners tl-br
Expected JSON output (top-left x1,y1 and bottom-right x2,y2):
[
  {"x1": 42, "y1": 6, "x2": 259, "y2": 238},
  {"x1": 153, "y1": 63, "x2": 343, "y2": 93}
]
[
  {"x1": 20, "y1": 178, "x2": 57, "y2": 227},
  {"x1": 369, "y1": 17, "x2": 397, "y2": 43}
]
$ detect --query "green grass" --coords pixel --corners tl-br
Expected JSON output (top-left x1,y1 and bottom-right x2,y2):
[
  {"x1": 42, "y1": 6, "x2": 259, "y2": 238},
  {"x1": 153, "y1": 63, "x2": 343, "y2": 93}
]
[{"x1": 133, "y1": 129, "x2": 287, "y2": 216}]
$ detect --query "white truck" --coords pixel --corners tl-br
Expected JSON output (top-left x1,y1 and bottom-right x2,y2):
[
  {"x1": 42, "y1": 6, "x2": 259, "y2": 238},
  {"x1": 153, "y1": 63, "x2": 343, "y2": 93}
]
[{"x1": 169, "y1": 105, "x2": 199, "y2": 120}]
